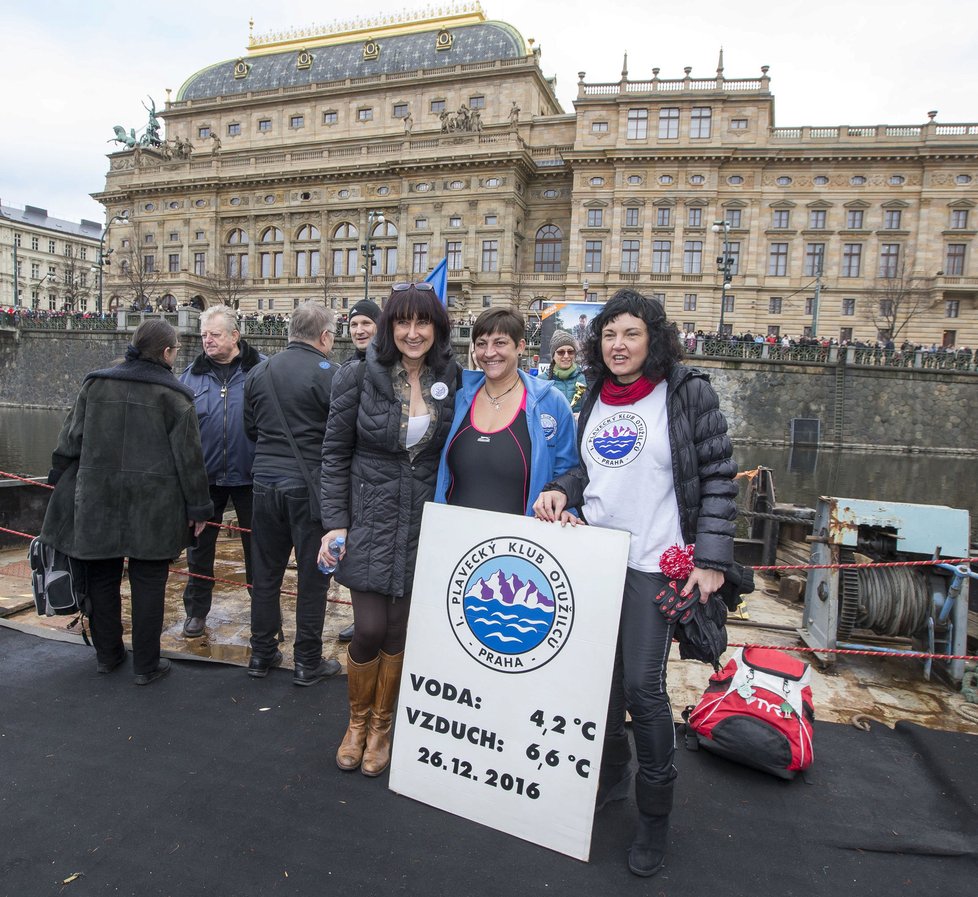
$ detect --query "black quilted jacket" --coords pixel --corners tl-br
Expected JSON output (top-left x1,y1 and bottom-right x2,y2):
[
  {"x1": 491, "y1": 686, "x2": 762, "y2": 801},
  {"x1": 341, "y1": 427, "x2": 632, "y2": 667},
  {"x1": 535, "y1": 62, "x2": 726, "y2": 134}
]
[
  {"x1": 548, "y1": 364, "x2": 738, "y2": 572},
  {"x1": 320, "y1": 344, "x2": 459, "y2": 598}
]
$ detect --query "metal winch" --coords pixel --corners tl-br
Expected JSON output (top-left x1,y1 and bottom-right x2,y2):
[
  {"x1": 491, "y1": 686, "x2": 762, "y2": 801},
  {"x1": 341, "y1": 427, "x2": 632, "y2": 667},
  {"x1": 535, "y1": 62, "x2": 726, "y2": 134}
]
[{"x1": 799, "y1": 497, "x2": 974, "y2": 688}]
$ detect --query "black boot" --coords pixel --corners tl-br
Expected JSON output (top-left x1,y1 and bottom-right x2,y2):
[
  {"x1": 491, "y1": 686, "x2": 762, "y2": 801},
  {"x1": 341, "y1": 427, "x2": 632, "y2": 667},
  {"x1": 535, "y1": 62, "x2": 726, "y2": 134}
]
[
  {"x1": 628, "y1": 776, "x2": 674, "y2": 877},
  {"x1": 595, "y1": 732, "x2": 632, "y2": 811}
]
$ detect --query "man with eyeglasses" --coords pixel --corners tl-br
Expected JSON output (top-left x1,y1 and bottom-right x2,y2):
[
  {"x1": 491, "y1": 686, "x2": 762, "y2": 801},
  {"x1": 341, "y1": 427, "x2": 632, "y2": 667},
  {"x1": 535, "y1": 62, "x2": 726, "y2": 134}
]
[{"x1": 243, "y1": 301, "x2": 342, "y2": 685}]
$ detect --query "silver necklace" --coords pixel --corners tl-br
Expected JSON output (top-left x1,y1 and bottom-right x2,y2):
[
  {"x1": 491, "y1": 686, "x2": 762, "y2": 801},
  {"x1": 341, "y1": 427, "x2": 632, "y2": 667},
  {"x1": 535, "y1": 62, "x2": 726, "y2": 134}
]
[{"x1": 483, "y1": 377, "x2": 520, "y2": 410}]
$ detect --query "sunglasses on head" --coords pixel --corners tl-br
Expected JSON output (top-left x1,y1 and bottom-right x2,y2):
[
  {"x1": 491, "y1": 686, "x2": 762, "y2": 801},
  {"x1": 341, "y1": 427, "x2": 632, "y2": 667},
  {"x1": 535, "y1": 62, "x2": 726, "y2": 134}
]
[{"x1": 392, "y1": 282, "x2": 434, "y2": 292}]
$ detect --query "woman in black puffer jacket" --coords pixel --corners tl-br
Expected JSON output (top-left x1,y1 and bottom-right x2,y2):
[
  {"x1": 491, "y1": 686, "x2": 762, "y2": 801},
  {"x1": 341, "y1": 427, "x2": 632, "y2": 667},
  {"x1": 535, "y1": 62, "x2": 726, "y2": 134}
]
[
  {"x1": 320, "y1": 284, "x2": 459, "y2": 778},
  {"x1": 533, "y1": 289, "x2": 737, "y2": 878}
]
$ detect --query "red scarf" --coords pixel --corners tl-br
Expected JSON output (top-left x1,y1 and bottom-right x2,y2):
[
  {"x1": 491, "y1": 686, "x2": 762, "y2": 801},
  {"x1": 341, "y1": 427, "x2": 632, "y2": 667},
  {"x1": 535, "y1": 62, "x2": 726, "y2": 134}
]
[{"x1": 600, "y1": 375, "x2": 662, "y2": 406}]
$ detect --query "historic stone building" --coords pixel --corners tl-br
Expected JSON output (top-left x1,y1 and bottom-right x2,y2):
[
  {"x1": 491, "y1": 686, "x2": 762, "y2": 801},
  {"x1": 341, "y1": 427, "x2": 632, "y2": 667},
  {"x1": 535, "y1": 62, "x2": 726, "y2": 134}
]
[
  {"x1": 0, "y1": 204, "x2": 102, "y2": 311},
  {"x1": 94, "y1": 3, "x2": 978, "y2": 346}
]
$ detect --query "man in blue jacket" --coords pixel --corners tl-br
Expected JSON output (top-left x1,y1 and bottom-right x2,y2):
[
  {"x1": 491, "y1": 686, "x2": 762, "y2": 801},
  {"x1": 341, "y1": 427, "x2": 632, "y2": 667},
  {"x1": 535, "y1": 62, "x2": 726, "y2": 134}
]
[{"x1": 179, "y1": 306, "x2": 264, "y2": 638}]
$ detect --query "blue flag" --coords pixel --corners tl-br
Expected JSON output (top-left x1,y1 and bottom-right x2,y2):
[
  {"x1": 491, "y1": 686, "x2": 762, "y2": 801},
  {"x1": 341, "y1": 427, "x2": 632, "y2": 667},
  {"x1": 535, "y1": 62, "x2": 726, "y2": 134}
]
[{"x1": 424, "y1": 257, "x2": 448, "y2": 305}]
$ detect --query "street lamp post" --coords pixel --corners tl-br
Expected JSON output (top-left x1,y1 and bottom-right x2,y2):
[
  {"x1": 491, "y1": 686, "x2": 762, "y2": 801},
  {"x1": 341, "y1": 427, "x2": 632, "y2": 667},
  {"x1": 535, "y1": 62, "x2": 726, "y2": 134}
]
[
  {"x1": 361, "y1": 209, "x2": 385, "y2": 302},
  {"x1": 711, "y1": 220, "x2": 733, "y2": 337},
  {"x1": 31, "y1": 272, "x2": 55, "y2": 310},
  {"x1": 97, "y1": 213, "x2": 129, "y2": 315}
]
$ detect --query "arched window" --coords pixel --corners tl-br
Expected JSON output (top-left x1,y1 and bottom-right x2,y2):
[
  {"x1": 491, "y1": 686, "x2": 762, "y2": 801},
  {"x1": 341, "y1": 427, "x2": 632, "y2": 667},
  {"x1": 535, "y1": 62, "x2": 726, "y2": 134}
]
[
  {"x1": 534, "y1": 224, "x2": 563, "y2": 273},
  {"x1": 227, "y1": 228, "x2": 249, "y2": 244},
  {"x1": 370, "y1": 221, "x2": 398, "y2": 274},
  {"x1": 260, "y1": 227, "x2": 283, "y2": 243},
  {"x1": 296, "y1": 224, "x2": 321, "y2": 241},
  {"x1": 371, "y1": 221, "x2": 398, "y2": 238},
  {"x1": 333, "y1": 222, "x2": 358, "y2": 239}
]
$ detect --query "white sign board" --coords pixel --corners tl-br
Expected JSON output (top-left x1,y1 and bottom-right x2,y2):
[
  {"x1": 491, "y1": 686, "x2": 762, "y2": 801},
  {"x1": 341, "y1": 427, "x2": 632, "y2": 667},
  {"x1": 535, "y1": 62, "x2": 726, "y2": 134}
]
[{"x1": 389, "y1": 503, "x2": 629, "y2": 861}]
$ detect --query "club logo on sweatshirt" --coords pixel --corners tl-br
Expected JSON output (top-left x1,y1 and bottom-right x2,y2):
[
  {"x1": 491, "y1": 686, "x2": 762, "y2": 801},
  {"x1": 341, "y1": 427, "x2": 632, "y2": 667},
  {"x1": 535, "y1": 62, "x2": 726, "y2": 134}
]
[{"x1": 585, "y1": 411, "x2": 646, "y2": 467}]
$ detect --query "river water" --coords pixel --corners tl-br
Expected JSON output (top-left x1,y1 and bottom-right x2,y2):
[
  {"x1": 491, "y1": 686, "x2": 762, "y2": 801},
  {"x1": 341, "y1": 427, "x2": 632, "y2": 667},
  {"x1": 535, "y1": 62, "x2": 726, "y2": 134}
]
[{"x1": 1, "y1": 406, "x2": 975, "y2": 541}]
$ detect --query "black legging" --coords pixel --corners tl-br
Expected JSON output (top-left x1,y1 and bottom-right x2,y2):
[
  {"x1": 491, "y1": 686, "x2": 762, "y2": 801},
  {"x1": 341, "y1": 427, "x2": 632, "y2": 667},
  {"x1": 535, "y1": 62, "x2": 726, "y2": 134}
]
[{"x1": 347, "y1": 589, "x2": 412, "y2": 663}]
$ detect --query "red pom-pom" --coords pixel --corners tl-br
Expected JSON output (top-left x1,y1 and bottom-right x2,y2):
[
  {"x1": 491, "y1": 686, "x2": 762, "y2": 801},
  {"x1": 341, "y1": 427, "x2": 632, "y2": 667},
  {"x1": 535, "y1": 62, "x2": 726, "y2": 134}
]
[{"x1": 659, "y1": 543, "x2": 695, "y2": 579}]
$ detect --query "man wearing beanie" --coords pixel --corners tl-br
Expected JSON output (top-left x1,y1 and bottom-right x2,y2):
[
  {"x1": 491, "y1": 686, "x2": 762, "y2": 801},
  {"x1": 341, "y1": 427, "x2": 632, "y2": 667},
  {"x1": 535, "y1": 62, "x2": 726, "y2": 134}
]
[
  {"x1": 348, "y1": 299, "x2": 380, "y2": 360},
  {"x1": 540, "y1": 329, "x2": 588, "y2": 412},
  {"x1": 335, "y1": 297, "x2": 381, "y2": 644}
]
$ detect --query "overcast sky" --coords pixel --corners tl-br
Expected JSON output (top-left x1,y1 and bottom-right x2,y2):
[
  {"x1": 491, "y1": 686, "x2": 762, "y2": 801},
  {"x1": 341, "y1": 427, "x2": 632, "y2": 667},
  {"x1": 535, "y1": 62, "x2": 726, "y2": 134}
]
[{"x1": 3, "y1": 0, "x2": 975, "y2": 225}]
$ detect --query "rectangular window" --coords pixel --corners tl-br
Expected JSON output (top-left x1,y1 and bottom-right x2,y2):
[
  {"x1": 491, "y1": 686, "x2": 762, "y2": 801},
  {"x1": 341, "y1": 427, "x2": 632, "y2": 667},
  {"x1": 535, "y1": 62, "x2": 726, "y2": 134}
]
[
  {"x1": 625, "y1": 207, "x2": 640, "y2": 227},
  {"x1": 842, "y1": 243, "x2": 862, "y2": 277},
  {"x1": 484, "y1": 215, "x2": 497, "y2": 226},
  {"x1": 846, "y1": 209, "x2": 864, "y2": 229},
  {"x1": 730, "y1": 118, "x2": 748, "y2": 129},
  {"x1": 586, "y1": 209, "x2": 603, "y2": 227},
  {"x1": 804, "y1": 243, "x2": 826, "y2": 276},
  {"x1": 295, "y1": 250, "x2": 320, "y2": 277},
  {"x1": 842, "y1": 298, "x2": 855, "y2": 316},
  {"x1": 656, "y1": 207, "x2": 672, "y2": 227},
  {"x1": 584, "y1": 240, "x2": 603, "y2": 273},
  {"x1": 727, "y1": 209, "x2": 742, "y2": 228},
  {"x1": 481, "y1": 240, "x2": 498, "y2": 272},
  {"x1": 80, "y1": 247, "x2": 87, "y2": 260},
  {"x1": 683, "y1": 293, "x2": 697, "y2": 311},
  {"x1": 805, "y1": 297, "x2": 815, "y2": 315},
  {"x1": 620, "y1": 240, "x2": 640, "y2": 273},
  {"x1": 723, "y1": 295, "x2": 735, "y2": 313},
  {"x1": 331, "y1": 248, "x2": 357, "y2": 276},
  {"x1": 658, "y1": 107, "x2": 679, "y2": 139},
  {"x1": 772, "y1": 209, "x2": 790, "y2": 228},
  {"x1": 879, "y1": 243, "x2": 901, "y2": 278},
  {"x1": 10, "y1": 233, "x2": 19, "y2": 248},
  {"x1": 431, "y1": 99, "x2": 446, "y2": 113},
  {"x1": 683, "y1": 241, "x2": 703, "y2": 274},
  {"x1": 768, "y1": 243, "x2": 789, "y2": 276},
  {"x1": 626, "y1": 108, "x2": 648, "y2": 139},
  {"x1": 168, "y1": 232, "x2": 179, "y2": 242},
  {"x1": 260, "y1": 251, "x2": 284, "y2": 278},
  {"x1": 652, "y1": 241, "x2": 672, "y2": 273},
  {"x1": 767, "y1": 325, "x2": 780, "y2": 338},
  {"x1": 687, "y1": 208, "x2": 702, "y2": 227},
  {"x1": 415, "y1": 217, "x2": 429, "y2": 230},
  {"x1": 31, "y1": 262, "x2": 39, "y2": 278},
  {"x1": 31, "y1": 235, "x2": 39, "y2": 250},
  {"x1": 393, "y1": 103, "x2": 408, "y2": 118},
  {"x1": 65, "y1": 243, "x2": 73, "y2": 256},
  {"x1": 690, "y1": 107, "x2": 712, "y2": 138},
  {"x1": 322, "y1": 112, "x2": 337, "y2": 125},
  {"x1": 49, "y1": 239, "x2": 56, "y2": 253},
  {"x1": 769, "y1": 297, "x2": 783, "y2": 314},
  {"x1": 446, "y1": 241, "x2": 462, "y2": 269},
  {"x1": 143, "y1": 255, "x2": 155, "y2": 273},
  {"x1": 290, "y1": 115, "x2": 304, "y2": 128},
  {"x1": 591, "y1": 121, "x2": 609, "y2": 133},
  {"x1": 840, "y1": 327, "x2": 853, "y2": 343},
  {"x1": 585, "y1": 291, "x2": 598, "y2": 302},
  {"x1": 725, "y1": 242, "x2": 741, "y2": 276},
  {"x1": 227, "y1": 123, "x2": 241, "y2": 136},
  {"x1": 198, "y1": 126, "x2": 211, "y2": 139},
  {"x1": 482, "y1": 295, "x2": 492, "y2": 308},
  {"x1": 809, "y1": 209, "x2": 826, "y2": 229},
  {"x1": 194, "y1": 231, "x2": 205, "y2": 241},
  {"x1": 945, "y1": 244, "x2": 966, "y2": 276},
  {"x1": 193, "y1": 252, "x2": 205, "y2": 275},
  {"x1": 884, "y1": 209, "x2": 902, "y2": 229},
  {"x1": 447, "y1": 216, "x2": 461, "y2": 228},
  {"x1": 946, "y1": 300, "x2": 960, "y2": 318},
  {"x1": 258, "y1": 119, "x2": 272, "y2": 131},
  {"x1": 469, "y1": 95, "x2": 485, "y2": 109},
  {"x1": 951, "y1": 209, "x2": 969, "y2": 229},
  {"x1": 357, "y1": 108, "x2": 373, "y2": 122},
  {"x1": 144, "y1": 233, "x2": 154, "y2": 244},
  {"x1": 168, "y1": 253, "x2": 179, "y2": 273},
  {"x1": 412, "y1": 242, "x2": 429, "y2": 274},
  {"x1": 683, "y1": 321, "x2": 696, "y2": 332}
]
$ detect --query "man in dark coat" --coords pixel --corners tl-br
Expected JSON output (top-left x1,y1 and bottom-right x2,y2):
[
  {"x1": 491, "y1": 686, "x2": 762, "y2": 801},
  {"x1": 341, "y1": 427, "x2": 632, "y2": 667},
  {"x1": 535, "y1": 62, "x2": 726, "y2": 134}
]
[
  {"x1": 243, "y1": 302, "x2": 341, "y2": 685},
  {"x1": 179, "y1": 306, "x2": 264, "y2": 638}
]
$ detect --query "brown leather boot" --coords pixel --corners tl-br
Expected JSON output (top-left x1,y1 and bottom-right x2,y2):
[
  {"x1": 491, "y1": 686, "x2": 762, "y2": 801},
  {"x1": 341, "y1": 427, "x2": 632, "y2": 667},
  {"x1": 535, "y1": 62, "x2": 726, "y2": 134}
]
[
  {"x1": 361, "y1": 650, "x2": 404, "y2": 777},
  {"x1": 335, "y1": 654, "x2": 380, "y2": 771}
]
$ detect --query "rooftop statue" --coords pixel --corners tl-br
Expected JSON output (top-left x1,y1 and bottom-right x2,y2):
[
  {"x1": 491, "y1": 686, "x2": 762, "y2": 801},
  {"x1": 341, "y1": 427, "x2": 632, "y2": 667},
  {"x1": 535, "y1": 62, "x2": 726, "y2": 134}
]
[{"x1": 109, "y1": 125, "x2": 138, "y2": 148}]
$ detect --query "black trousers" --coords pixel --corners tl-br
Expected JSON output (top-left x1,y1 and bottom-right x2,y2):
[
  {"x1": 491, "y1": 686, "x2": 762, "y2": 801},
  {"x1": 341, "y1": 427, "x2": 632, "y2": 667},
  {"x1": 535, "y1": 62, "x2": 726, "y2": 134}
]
[
  {"x1": 85, "y1": 557, "x2": 170, "y2": 676},
  {"x1": 249, "y1": 478, "x2": 329, "y2": 667},
  {"x1": 605, "y1": 568, "x2": 678, "y2": 788},
  {"x1": 182, "y1": 483, "x2": 253, "y2": 618}
]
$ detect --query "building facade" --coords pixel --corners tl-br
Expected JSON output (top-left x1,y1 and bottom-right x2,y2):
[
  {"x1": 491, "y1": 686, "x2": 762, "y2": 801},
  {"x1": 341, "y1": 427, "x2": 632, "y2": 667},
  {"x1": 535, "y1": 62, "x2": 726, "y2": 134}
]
[
  {"x1": 94, "y1": 3, "x2": 978, "y2": 346},
  {"x1": 0, "y1": 205, "x2": 102, "y2": 311}
]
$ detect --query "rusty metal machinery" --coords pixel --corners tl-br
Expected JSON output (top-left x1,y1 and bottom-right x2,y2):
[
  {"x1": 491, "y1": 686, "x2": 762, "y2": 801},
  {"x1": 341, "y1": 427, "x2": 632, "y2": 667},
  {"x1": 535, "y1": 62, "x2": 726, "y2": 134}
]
[{"x1": 799, "y1": 497, "x2": 974, "y2": 688}]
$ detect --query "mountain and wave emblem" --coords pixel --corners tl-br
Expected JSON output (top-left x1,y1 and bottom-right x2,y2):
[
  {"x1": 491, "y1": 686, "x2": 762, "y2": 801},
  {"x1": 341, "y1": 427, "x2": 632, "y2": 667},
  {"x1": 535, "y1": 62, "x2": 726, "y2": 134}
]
[
  {"x1": 463, "y1": 569, "x2": 554, "y2": 654},
  {"x1": 592, "y1": 423, "x2": 638, "y2": 459}
]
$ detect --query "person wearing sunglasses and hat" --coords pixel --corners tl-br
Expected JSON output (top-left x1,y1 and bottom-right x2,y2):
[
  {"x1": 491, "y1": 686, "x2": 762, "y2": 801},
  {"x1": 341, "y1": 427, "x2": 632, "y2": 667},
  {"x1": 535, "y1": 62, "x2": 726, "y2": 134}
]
[
  {"x1": 539, "y1": 329, "x2": 588, "y2": 412},
  {"x1": 319, "y1": 282, "x2": 460, "y2": 778}
]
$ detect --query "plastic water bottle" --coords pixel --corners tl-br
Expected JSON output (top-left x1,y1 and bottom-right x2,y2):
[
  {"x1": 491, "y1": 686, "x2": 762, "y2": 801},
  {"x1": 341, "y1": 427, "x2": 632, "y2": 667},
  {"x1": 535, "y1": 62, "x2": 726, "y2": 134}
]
[{"x1": 318, "y1": 536, "x2": 345, "y2": 575}]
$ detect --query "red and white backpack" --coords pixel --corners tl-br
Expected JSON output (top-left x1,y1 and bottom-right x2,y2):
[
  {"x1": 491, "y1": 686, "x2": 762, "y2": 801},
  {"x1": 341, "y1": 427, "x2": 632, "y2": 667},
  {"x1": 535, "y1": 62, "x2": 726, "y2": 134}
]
[{"x1": 683, "y1": 647, "x2": 814, "y2": 779}]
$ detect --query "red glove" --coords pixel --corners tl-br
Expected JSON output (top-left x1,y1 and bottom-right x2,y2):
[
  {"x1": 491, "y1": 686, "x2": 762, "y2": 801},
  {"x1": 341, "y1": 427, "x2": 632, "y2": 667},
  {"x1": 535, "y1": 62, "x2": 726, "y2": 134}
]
[{"x1": 653, "y1": 580, "x2": 699, "y2": 624}]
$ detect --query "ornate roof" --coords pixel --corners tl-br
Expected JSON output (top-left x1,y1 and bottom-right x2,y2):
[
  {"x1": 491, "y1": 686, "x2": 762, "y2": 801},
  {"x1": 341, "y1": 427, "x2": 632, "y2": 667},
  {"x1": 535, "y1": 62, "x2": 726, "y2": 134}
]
[{"x1": 177, "y1": 21, "x2": 527, "y2": 102}]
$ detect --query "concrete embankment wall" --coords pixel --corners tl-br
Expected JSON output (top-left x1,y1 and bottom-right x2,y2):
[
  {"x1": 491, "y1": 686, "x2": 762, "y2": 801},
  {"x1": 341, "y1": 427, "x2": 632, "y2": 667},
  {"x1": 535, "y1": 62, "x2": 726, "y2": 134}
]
[{"x1": 1, "y1": 329, "x2": 976, "y2": 454}]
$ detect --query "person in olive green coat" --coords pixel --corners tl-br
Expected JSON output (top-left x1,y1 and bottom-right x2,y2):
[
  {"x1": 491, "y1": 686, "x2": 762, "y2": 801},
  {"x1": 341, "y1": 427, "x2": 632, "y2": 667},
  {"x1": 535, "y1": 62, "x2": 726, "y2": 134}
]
[{"x1": 40, "y1": 319, "x2": 213, "y2": 685}]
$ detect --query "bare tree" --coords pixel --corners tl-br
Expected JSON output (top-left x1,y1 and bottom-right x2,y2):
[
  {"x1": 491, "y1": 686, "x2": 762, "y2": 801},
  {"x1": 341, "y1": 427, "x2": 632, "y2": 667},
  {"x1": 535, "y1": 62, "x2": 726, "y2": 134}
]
[
  {"x1": 315, "y1": 271, "x2": 336, "y2": 309},
  {"x1": 201, "y1": 258, "x2": 249, "y2": 309},
  {"x1": 114, "y1": 224, "x2": 162, "y2": 309},
  {"x1": 868, "y1": 253, "x2": 926, "y2": 341},
  {"x1": 59, "y1": 254, "x2": 93, "y2": 311}
]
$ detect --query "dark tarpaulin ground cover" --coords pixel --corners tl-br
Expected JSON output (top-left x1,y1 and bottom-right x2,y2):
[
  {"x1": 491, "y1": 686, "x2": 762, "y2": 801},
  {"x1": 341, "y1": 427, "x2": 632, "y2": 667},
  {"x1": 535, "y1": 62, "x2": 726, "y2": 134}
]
[{"x1": 1, "y1": 627, "x2": 975, "y2": 897}]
